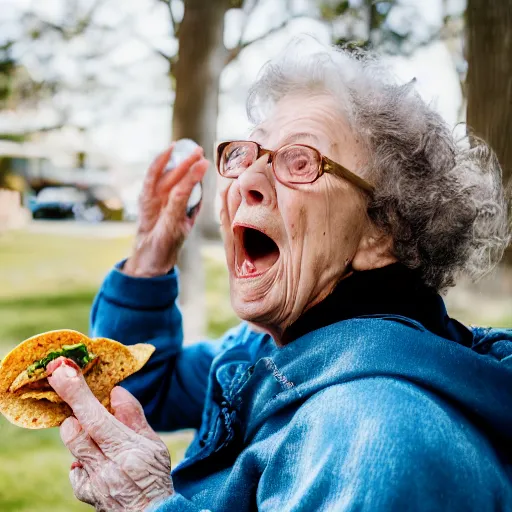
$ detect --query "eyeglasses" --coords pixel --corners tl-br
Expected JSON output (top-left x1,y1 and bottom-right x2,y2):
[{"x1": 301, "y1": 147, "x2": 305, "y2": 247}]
[{"x1": 215, "y1": 140, "x2": 374, "y2": 194}]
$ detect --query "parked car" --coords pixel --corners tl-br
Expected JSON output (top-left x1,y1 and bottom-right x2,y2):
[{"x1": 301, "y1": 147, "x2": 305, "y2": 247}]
[
  {"x1": 31, "y1": 186, "x2": 88, "y2": 220},
  {"x1": 86, "y1": 185, "x2": 124, "y2": 221},
  {"x1": 30, "y1": 184, "x2": 125, "y2": 222}
]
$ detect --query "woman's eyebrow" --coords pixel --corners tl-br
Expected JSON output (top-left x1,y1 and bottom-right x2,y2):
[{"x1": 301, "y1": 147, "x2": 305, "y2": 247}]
[
  {"x1": 281, "y1": 132, "x2": 320, "y2": 146},
  {"x1": 249, "y1": 128, "x2": 267, "y2": 140}
]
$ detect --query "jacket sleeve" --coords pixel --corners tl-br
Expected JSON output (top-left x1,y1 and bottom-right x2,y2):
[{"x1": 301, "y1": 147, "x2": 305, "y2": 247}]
[{"x1": 90, "y1": 262, "x2": 240, "y2": 432}]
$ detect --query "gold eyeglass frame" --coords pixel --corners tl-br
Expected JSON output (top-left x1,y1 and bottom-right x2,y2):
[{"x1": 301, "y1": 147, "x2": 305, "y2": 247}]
[{"x1": 215, "y1": 140, "x2": 375, "y2": 195}]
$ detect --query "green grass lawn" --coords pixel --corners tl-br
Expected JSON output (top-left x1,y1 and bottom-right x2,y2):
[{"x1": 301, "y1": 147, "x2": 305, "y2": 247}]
[{"x1": 0, "y1": 228, "x2": 237, "y2": 511}]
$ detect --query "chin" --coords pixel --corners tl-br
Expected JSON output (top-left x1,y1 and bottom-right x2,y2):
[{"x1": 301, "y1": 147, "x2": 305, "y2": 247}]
[{"x1": 230, "y1": 290, "x2": 274, "y2": 323}]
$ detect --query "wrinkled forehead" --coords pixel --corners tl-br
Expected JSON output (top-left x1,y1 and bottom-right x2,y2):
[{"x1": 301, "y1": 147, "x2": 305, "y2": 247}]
[{"x1": 248, "y1": 93, "x2": 352, "y2": 158}]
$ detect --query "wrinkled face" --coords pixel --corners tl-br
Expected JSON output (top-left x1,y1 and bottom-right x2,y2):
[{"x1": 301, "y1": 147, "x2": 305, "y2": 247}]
[{"x1": 218, "y1": 93, "x2": 371, "y2": 340}]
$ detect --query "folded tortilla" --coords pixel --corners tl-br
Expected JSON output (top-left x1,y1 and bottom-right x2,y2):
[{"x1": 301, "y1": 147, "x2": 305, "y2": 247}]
[{"x1": 0, "y1": 330, "x2": 154, "y2": 429}]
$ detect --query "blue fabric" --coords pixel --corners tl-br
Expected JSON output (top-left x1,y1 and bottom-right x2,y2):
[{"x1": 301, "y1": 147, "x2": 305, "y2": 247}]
[
  {"x1": 91, "y1": 264, "x2": 512, "y2": 511},
  {"x1": 281, "y1": 262, "x2": 475, "y2": 347}
]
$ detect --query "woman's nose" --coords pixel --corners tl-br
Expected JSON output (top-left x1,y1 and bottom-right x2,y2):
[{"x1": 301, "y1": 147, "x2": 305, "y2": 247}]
[{"x1": 237, "y1": 154, "x2": 274, "y2": 207}]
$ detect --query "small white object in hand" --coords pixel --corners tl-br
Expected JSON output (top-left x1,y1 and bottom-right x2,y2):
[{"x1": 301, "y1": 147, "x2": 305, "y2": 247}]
[{"x1": 166, "y1": 138, "x2": 202, "y2": 217}]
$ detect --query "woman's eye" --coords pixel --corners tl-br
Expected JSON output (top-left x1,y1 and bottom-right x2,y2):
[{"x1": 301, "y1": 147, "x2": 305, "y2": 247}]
[
  {"x1": 285, "y1": 151, "x2": 313, "y2": 175},
  {"x1": 295, "y1": 158, "x2": 308, "y2": 171},
  {"x1": 226, "y1": 147, "x2": 252, "y2": 171}
]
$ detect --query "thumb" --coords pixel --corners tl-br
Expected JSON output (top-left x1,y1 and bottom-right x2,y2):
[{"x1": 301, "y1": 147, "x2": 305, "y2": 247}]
[
  {"x1": 110, "y1": 386, "x2": 160, "y2": 441},
  {"x1": 47, "y1": 357, "x2": 130, "y2": 447},
  {"x1": 164, "y1": 158, "x2": 209, "y2": 219}
]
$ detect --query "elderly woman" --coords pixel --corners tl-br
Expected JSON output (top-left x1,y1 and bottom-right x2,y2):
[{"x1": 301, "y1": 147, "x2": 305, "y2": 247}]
[{"x1": 47, "y1": 42, "x2": 512, "y2": 511}]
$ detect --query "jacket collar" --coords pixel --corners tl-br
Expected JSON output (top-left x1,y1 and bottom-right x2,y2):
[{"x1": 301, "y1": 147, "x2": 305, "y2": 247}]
[{"x1": 282, "y1": 263, "x2": 473, "y2": 347}]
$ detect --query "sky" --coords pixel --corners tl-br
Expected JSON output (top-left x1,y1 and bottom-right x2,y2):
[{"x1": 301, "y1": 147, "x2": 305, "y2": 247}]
[{"x1": 0, "y1": 0, "x2": 466, "y2": 174}]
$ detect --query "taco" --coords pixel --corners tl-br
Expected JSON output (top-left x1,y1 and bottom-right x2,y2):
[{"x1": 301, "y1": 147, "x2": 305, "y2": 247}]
[{"x1": 0, "y1": 329, "x2": 155, "y2": 429}]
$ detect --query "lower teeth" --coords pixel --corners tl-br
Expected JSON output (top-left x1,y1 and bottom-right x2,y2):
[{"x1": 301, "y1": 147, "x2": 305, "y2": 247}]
[{"x1": 240, "y1": 259, "x2": 256, "y2": 275}]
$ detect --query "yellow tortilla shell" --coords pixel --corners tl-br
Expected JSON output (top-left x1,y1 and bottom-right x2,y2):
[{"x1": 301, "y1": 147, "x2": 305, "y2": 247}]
[
  {"x1": 10, "y1": 367, "x2": 47, "y2": 393},
  {"x1": 20, "y1": 391, "x2": 63, "y2": 403},
  {"x1": 127, "y1": 343, "x2": 156, "y2": 370},
  {"x1": 0, "y1": 330, "x2": 154, "y2": 429}
]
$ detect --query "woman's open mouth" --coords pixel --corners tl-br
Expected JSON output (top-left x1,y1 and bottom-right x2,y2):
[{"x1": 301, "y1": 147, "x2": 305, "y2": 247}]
[{"x1": 233, "y1": 224, "x2": 280, "y2": 278}]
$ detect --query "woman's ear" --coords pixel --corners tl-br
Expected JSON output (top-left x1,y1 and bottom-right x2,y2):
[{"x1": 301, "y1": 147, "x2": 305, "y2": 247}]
[{"x1": 351, "y1": 223, "x2": 397, "y2": 271}]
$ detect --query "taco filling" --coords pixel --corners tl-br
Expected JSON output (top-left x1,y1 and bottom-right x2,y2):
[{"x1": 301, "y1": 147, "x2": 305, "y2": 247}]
[{"x1": 9, "y1": 343, "x2": 98, "y2": 394}]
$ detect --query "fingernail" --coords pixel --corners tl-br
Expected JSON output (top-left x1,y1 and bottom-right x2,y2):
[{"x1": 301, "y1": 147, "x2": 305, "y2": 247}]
[
  {"x1": 47, "y1": 357, "x2": 80, "y2": 377},
  {"x1": 61, "y1": 417, "x2": 81, "y2": 443},
  {"x1": 52, "y1": 364, "x2": 78, "y2": 379},
  {"x1": 64, "y1": 365, "x2": 78, "y2": 377}
]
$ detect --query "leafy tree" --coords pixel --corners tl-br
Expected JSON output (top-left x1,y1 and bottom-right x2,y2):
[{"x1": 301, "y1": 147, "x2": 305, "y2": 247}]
[
  {"x1": 0, "y1": 41, "x2": 16, "y2": 106},
  {"x1": 0, "y1": 0, "x2": 135, "y2": 138}
]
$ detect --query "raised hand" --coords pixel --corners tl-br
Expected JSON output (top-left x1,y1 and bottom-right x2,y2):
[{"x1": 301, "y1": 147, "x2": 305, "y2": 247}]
[{"x1": 124, "y1": 144, "x2": 209, "y2": 277}]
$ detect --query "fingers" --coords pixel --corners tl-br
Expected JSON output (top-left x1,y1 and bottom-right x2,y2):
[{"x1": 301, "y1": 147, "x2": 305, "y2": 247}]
[
  {"x1": 70, "y1": 465, "x2": 97, "y2": 506},
  {"x1": 48, "y1": 357, "x2": 132, "y2": 452},
  {"x1": 156, "y1": 147, "x2": 205, "y2": 198},
  {"x1": 110, "y1": 387, "x2": 161, "y2": 442},
  {"x1": 163, "y1": 158, "x2": 209, "y2": 219},
  {"x1": 61, "y1": 417, "x2": 107, "y2": 473},
  {"x1": 142, "y1": 146, "x2": 175, "y2": 197},
  {"x1": 64, "y1": 420, "x2": 115, "y2": 508},
  {"x1": 70, "y1": 463, "x2": 125, "y2": 511}
]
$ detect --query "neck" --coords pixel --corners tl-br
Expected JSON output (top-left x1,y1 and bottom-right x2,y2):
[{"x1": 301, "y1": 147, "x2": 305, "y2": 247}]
[
  {"x1": 253, "y1": 272, "x2": 350, "y2": 345},
  {"x1": 264, "y1": 270, "x2": 354, "y2": 346},
  {"x1": 275, "y1": 263, "x2": 473, "y2": 347}
]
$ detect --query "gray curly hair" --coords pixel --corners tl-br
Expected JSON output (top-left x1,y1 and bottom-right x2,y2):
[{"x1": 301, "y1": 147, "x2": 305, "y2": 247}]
[{"x1": 246, "y1": 38, "x2": 511, "y2": 291}]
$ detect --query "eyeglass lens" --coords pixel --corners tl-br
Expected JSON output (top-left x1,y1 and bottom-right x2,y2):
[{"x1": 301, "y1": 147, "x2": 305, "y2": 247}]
[{"x1": 220, "y1": 142, "x2": 320, "y2": 184}]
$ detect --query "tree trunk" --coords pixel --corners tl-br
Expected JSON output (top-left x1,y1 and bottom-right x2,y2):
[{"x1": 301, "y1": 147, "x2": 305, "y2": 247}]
[
  {"x1": 173, "y1": 0, "x2": 229, "y2": 239},
  {"x1": 466, "y1": 0, "x2": 512, "y2": 261},
  {"x1": 172, "y1": 0, "x2": 230, "y2": 340},
  {"x1": 467, "y1": 0, "x2": 512, "y2": 183}
]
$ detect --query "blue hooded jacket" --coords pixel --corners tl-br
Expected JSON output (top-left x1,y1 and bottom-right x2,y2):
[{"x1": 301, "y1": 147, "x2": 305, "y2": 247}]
[{"x1": 90, "y1": 263, "x2": 512, "y2": 511}]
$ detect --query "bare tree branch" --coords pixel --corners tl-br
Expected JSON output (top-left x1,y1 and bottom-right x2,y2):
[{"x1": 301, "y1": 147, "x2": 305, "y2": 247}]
[
  {"x1": 157, "y1": 0, "x2": 180, "y2": 38},
  {"x1": 0, "y1": 114, "x2": 70, "y2": 138},
  {"x1": 225, "y1": 14, "x2": 308, "y2": 65},
  {"x1": 83, "y1": 0, "x2": 105, "y2": 24},
  {"x1": 169, "y1": 2, "x2": 180, "y2": 38},
  {"x1": 407, "y1": 15, "x2": 463, "y2": 53},
  {"x1": 134, "y1": 33, "x2": 174, "y2": 62},
  {"x1": 21, "y1": 1, "x2": 128, "y2": 42},
  {"x1": 156, "y1": 47, "x2": 174, "y2": 62}
]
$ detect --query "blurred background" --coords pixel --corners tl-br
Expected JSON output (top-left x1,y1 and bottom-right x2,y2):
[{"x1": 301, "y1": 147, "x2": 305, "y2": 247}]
[{"x1": 0, "y1": 0, "x2": 511, "y2": 510}]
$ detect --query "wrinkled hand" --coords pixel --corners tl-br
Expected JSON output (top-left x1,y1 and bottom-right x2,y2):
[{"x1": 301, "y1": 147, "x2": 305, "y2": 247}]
[
  {"x1": 124, "y1": 144, "x2": 209, "y2": 277},
  {"x1": 47, "y1": 357, "x2": 173, "y2": 512}
]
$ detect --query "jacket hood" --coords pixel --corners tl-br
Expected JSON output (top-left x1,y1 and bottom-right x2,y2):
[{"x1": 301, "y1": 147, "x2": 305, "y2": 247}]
[{"x1": 238, "y1": 316, "x2": 512, "y2": 449}]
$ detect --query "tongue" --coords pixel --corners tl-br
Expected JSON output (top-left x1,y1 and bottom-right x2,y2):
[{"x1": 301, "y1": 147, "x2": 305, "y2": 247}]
[{"x1": 240, "y1": 259, "x2": 257, "y2": 276}]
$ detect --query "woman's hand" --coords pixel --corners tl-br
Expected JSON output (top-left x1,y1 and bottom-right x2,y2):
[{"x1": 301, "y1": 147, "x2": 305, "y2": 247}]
[
  {"x1": 124, "y1": 144, "x2": 210, "y2": 277},
  {"x1": 47, "y1": 357, "x2": 173, "y2": 512}
]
